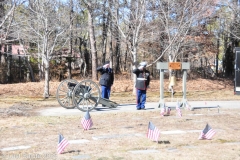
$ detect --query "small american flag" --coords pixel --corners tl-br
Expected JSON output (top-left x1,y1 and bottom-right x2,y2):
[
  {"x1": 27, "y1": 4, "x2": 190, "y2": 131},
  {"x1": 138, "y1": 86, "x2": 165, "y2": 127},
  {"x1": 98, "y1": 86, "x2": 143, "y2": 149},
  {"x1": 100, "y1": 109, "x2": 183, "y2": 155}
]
[
  {"x1": 167, "y1": 107, "x2": 171, "y2": 115},
  {"x1": 57, "y1": 134, "x2": 69, "y2": 154},
  {"x1": 147, "y1": 122, "x2": 160, "y2": 142},
  {"x1": 199, "y1": 123, "x2": 216, "y2": 140},
  {"x1": 81, "y1": 110, "x2": 93, "y2": 130},
  {"x1": 176, "y1": 102, "x2": 182, "y2": 117},
  {"x1": 186, "y1": 101, "x2": 191, "y2": 110},
  {"x1": 160, "y1": 104, "x2": 165, "y2": 116}
]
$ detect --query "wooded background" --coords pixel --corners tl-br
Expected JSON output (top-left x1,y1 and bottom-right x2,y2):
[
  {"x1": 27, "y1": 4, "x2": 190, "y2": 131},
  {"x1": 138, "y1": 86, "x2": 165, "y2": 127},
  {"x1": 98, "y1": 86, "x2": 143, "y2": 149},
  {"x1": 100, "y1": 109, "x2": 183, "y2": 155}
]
[{"x1": 0, "y1": 0, "x2": 239, "y2": 98}]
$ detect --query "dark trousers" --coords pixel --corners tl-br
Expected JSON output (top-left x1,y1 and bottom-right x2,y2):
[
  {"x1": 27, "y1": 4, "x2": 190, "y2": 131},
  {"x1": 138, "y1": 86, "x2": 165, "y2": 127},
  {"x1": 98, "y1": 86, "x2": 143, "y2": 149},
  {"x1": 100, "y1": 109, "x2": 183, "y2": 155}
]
[
  {"x1": 136, "y1": 89, "x2": 146, "y2": 109},
  {"x1": 101, "y1": 85, "x2": 111, "y2": 99}
]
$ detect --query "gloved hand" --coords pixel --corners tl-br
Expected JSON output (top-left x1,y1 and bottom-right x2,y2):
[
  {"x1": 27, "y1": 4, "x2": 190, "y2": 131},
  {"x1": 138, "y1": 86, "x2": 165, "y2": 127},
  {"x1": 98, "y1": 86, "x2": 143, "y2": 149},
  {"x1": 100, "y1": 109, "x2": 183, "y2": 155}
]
[
  {"x1": 103, "y1": 64, "x2": 110, "y2": 68},
  {"x1": 138, "y1": 66, "x2": 144, "y2": 70}
]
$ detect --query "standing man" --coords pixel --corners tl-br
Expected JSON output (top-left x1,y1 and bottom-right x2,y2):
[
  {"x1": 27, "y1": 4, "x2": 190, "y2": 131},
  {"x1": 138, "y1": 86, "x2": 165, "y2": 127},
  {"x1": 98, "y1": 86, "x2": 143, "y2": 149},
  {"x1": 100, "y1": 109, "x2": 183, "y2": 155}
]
[
  {"x1": 97, "y1": 61, "x2": 114, "y2": 100},
  {"x1": 133, "y1": 62, "x2": 150, "y2": 110}
]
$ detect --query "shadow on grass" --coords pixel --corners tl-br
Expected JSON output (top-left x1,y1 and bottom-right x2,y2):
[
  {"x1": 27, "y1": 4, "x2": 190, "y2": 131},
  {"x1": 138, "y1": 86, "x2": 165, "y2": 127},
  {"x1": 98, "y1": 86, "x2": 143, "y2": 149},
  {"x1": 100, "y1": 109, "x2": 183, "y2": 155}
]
[
  {"x1": 158, "y1": 140, "x2": 170, "y2": 144},
  {"x1": 62, "y1": 149, "x2": 81, "y2": 154}
]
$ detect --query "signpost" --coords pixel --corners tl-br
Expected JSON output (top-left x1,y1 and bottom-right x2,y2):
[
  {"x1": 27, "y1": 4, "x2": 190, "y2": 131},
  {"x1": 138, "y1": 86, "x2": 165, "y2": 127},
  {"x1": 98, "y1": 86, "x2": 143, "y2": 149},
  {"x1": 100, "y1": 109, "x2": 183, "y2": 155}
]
[
  {"x1": 156, "y1": 62, "x2": 190, "y2": 108},
  {"x1": 157, "y1": 62, "x2": 220, "y2": 112},
  {"x1": 169, "y1": 62, "x2": 181, "y2": 70}
]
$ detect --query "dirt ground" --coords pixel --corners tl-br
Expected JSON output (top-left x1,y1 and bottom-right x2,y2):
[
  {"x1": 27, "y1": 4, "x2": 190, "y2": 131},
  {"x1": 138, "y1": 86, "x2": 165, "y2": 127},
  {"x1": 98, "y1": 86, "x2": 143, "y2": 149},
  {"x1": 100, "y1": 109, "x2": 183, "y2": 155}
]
[{"x1": 0, "y1": 78, "x2": 240, "y2": 160}]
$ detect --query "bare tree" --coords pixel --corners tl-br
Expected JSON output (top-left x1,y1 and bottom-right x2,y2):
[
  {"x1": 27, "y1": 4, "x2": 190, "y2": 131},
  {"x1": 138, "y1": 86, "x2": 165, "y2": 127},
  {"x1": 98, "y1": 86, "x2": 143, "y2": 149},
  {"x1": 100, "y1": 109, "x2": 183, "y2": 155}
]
[
  {"x1": 16, "y1": 0, "x2": 70, "y2": 98},
  {"x1": 67, "y1": 0, "x2": 74, "y2": 79},
  {"x1": 224, "y1": 0, "x2": 240, "y2": 40},
  {"x1": 0, "y1": 0, "x2": 18, "y2": 64},
  {"x1": 0, "y1": 0, "x2": 17, "y2": 44},
  {"x1": 81, "y1": 0, "x2": 98, "y2": 80},
  {"x1": 108, "y1": 0, "x2": 147, "y2": 93},
  {"x1": 110, "y1": 0, "x2": 146, "y2": 66},
  {"x1": 100, "y1": 0, "x2": 109, "y2": 65},
  {"x1": 146, "y1": 0, "x2": 218, "y2": 65},
  {"x1": 217, "y1": 0, "x2": 240, "y2": 77},
  {"x1": 109, "y1": 0, "x2": 121, "y2": 73}
]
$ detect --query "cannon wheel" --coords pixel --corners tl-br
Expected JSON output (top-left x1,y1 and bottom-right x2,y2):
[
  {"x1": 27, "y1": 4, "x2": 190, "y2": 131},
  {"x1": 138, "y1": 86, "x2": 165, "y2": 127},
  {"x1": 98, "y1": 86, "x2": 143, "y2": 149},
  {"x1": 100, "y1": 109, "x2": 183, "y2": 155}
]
[
  {"x1": 56, "y1": 79, "x2": 78, "y2": 109},
  {"x1": 72, "y1": 79, "x2": 100, "y2": 112}
]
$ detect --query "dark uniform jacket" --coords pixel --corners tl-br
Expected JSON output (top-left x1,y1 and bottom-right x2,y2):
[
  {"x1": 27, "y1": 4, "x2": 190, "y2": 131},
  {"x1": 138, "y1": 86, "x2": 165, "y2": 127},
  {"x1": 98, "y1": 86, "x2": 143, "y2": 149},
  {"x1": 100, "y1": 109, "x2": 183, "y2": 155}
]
[
  {"x1": 133, "y1": 68, "x2": 150, "y2": 90},
  {"x1": 97, "y1": 67, "x2": 114, "y2": 87}
]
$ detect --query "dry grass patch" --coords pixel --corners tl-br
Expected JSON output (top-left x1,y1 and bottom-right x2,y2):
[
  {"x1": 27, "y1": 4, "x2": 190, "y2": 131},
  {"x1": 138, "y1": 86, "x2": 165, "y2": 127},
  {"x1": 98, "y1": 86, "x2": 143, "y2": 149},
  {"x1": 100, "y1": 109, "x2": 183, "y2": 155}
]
[
  {"x1": 1, "y1": 108, "x2": 240, "y2": 160},
  {"x1": 0, "y1": 78, "x2": 240, "y2": 159}
]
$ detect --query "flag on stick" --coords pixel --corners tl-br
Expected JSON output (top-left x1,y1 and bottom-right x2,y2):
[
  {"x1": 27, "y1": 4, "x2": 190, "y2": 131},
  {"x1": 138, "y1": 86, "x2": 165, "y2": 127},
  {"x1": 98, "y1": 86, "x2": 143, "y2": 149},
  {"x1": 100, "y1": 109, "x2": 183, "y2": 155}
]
[
  {"x1": 147, "y1": 122, "x2": 160, "y2": 142},
  {"x1": 81, "y1": 110, "x2": 93, "y2": 130},
  {"x1": 57, "y1": 134, "x2": 69, "y2": 154},
  {"x1": 176, "y1": 102, "x2": 182, "y2": 117},
  {"x1": 199, "y1": 123, "x2": 216, "y2": 140},
  {"x1": 186, "y1": 101, "x2": 191, "y2": 110},
  {"x1": 166, "y1": 107, "x2": 171, "y2": 115},
  {"x1": 160, "y1": 103, "x2": 165, "y2": 116}
]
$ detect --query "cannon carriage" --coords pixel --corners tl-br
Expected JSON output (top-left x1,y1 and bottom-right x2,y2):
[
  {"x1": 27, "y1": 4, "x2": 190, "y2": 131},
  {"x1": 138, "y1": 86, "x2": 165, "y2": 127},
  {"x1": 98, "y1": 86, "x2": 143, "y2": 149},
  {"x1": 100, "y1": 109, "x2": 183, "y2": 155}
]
[{"x1": 56, "y1": 79, "x2": 118, "y2": 112}]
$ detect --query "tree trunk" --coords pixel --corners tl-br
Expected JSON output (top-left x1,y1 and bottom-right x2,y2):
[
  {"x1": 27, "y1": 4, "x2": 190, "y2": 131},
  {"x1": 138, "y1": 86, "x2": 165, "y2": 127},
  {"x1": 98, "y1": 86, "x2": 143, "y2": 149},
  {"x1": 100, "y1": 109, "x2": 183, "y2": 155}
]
[
  {"x1": 25, "y1": 55, "x2": 35, "y2": 82},
  {"x1": 130, "y1": 0, "x2": 138, "y2": 95},
  {"x1": 114, "y1": 43, "x2": 120, "y2": 73},
  {"x1": 69, "y1": 0, "x2": 73, "y2": 57},
  {"x1": 87, "y1": 9, "x2": 97, "y2": 80},
  {"x1": 108, "y1": 0, "x2": 114, "y2": 69},
  {"x1": 67, "y1": 0, "x2": 73, "y2": 79},
  {"x1": 101, "y1": 0, "x2": 108, "y2": 64},
  {"x1": 132, "y1": 48, "x2": 137, "y2": 95},
  {"x1": 113, "y1": 2, "x2": 120, "y2": 74},
  {"x1": 0, "y1": 45, "x2": 1, "y2": 65},
  {"x1": 18, "y1": 49, "x2": 21, "y2": 82},
  {"x1": 124, "y1": 50, "x2": 128, "y2": 71},
  {"x1": 0, "y1": 0, "x2": 3, "y2": 65},
  {"x1": 7, "y1": 53, "x2": 11, "y2": 83},
  {"x1": 43, "y1": 60, "x2": 50, "y2": 98},
  {"x1": 216, "y1": 39, "x2": 219, "y2": 77},
  {"x1": 83, "y1": 39, "x2": 90, "y2": 74},
  {"x1": 67, "y1": 58, "x2": 72, "y2": 79}
]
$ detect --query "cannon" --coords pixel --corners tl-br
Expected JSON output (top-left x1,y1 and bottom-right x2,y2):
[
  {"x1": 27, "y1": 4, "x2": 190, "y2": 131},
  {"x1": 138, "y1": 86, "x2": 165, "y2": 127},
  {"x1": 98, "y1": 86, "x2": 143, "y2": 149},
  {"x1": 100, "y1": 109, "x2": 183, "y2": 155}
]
[{"x1": 56, "y1": 79, "x2": 118, "y2": 112}]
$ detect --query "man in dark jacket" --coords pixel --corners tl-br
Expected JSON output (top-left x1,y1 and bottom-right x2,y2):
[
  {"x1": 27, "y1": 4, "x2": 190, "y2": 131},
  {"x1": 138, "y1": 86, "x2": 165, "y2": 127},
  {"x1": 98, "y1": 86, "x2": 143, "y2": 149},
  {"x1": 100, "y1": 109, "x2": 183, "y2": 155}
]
[
  {"x1": 97, "y1": 61, "x2": 114, "y2": 99},
  {"x1": 133, "y1": 61, "x2": 150, "y2": 110}
]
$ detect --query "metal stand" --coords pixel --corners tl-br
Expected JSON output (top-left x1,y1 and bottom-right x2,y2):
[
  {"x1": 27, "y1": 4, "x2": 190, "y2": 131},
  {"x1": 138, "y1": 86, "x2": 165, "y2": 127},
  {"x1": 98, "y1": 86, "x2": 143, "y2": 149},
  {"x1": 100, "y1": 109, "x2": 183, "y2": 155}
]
[
  {"x1": 181, "y1": 69, "x2": 187, "y2": 107},
  {"x1": 190, "y1": 105, "x2": 220, "y2": 113},
  {"x1": 157, "y1": 63, "x2": 168, "y2": 108}
]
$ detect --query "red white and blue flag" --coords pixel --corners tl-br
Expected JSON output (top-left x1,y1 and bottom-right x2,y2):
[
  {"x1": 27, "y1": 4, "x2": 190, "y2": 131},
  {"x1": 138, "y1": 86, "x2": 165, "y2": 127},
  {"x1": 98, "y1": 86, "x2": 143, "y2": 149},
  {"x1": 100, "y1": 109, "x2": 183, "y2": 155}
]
[
  {"x1": 81, "y1": 110, "x2": 93, "y2": 130},
  {"x1": 57, "y1": 134, "x2": 69, "y2": 154},
  {"x1": 186, "y1": 101, "x2": 191, "y2": 110},
  {"x1": 167, "y1": 107, "x2": 171, "y2": 115},
  {"x1": 147, "y1": 122, "x2": 160, "y2": 142},
  {"x1": 199, "y1": 123, "x2": 216, "y2": 140},
  {"x1": 160, "y1": 103, "x2": 165, "y2": 116},
  {"x1": 176, "y1": 102, "x2": 182, "y2": 117}
]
